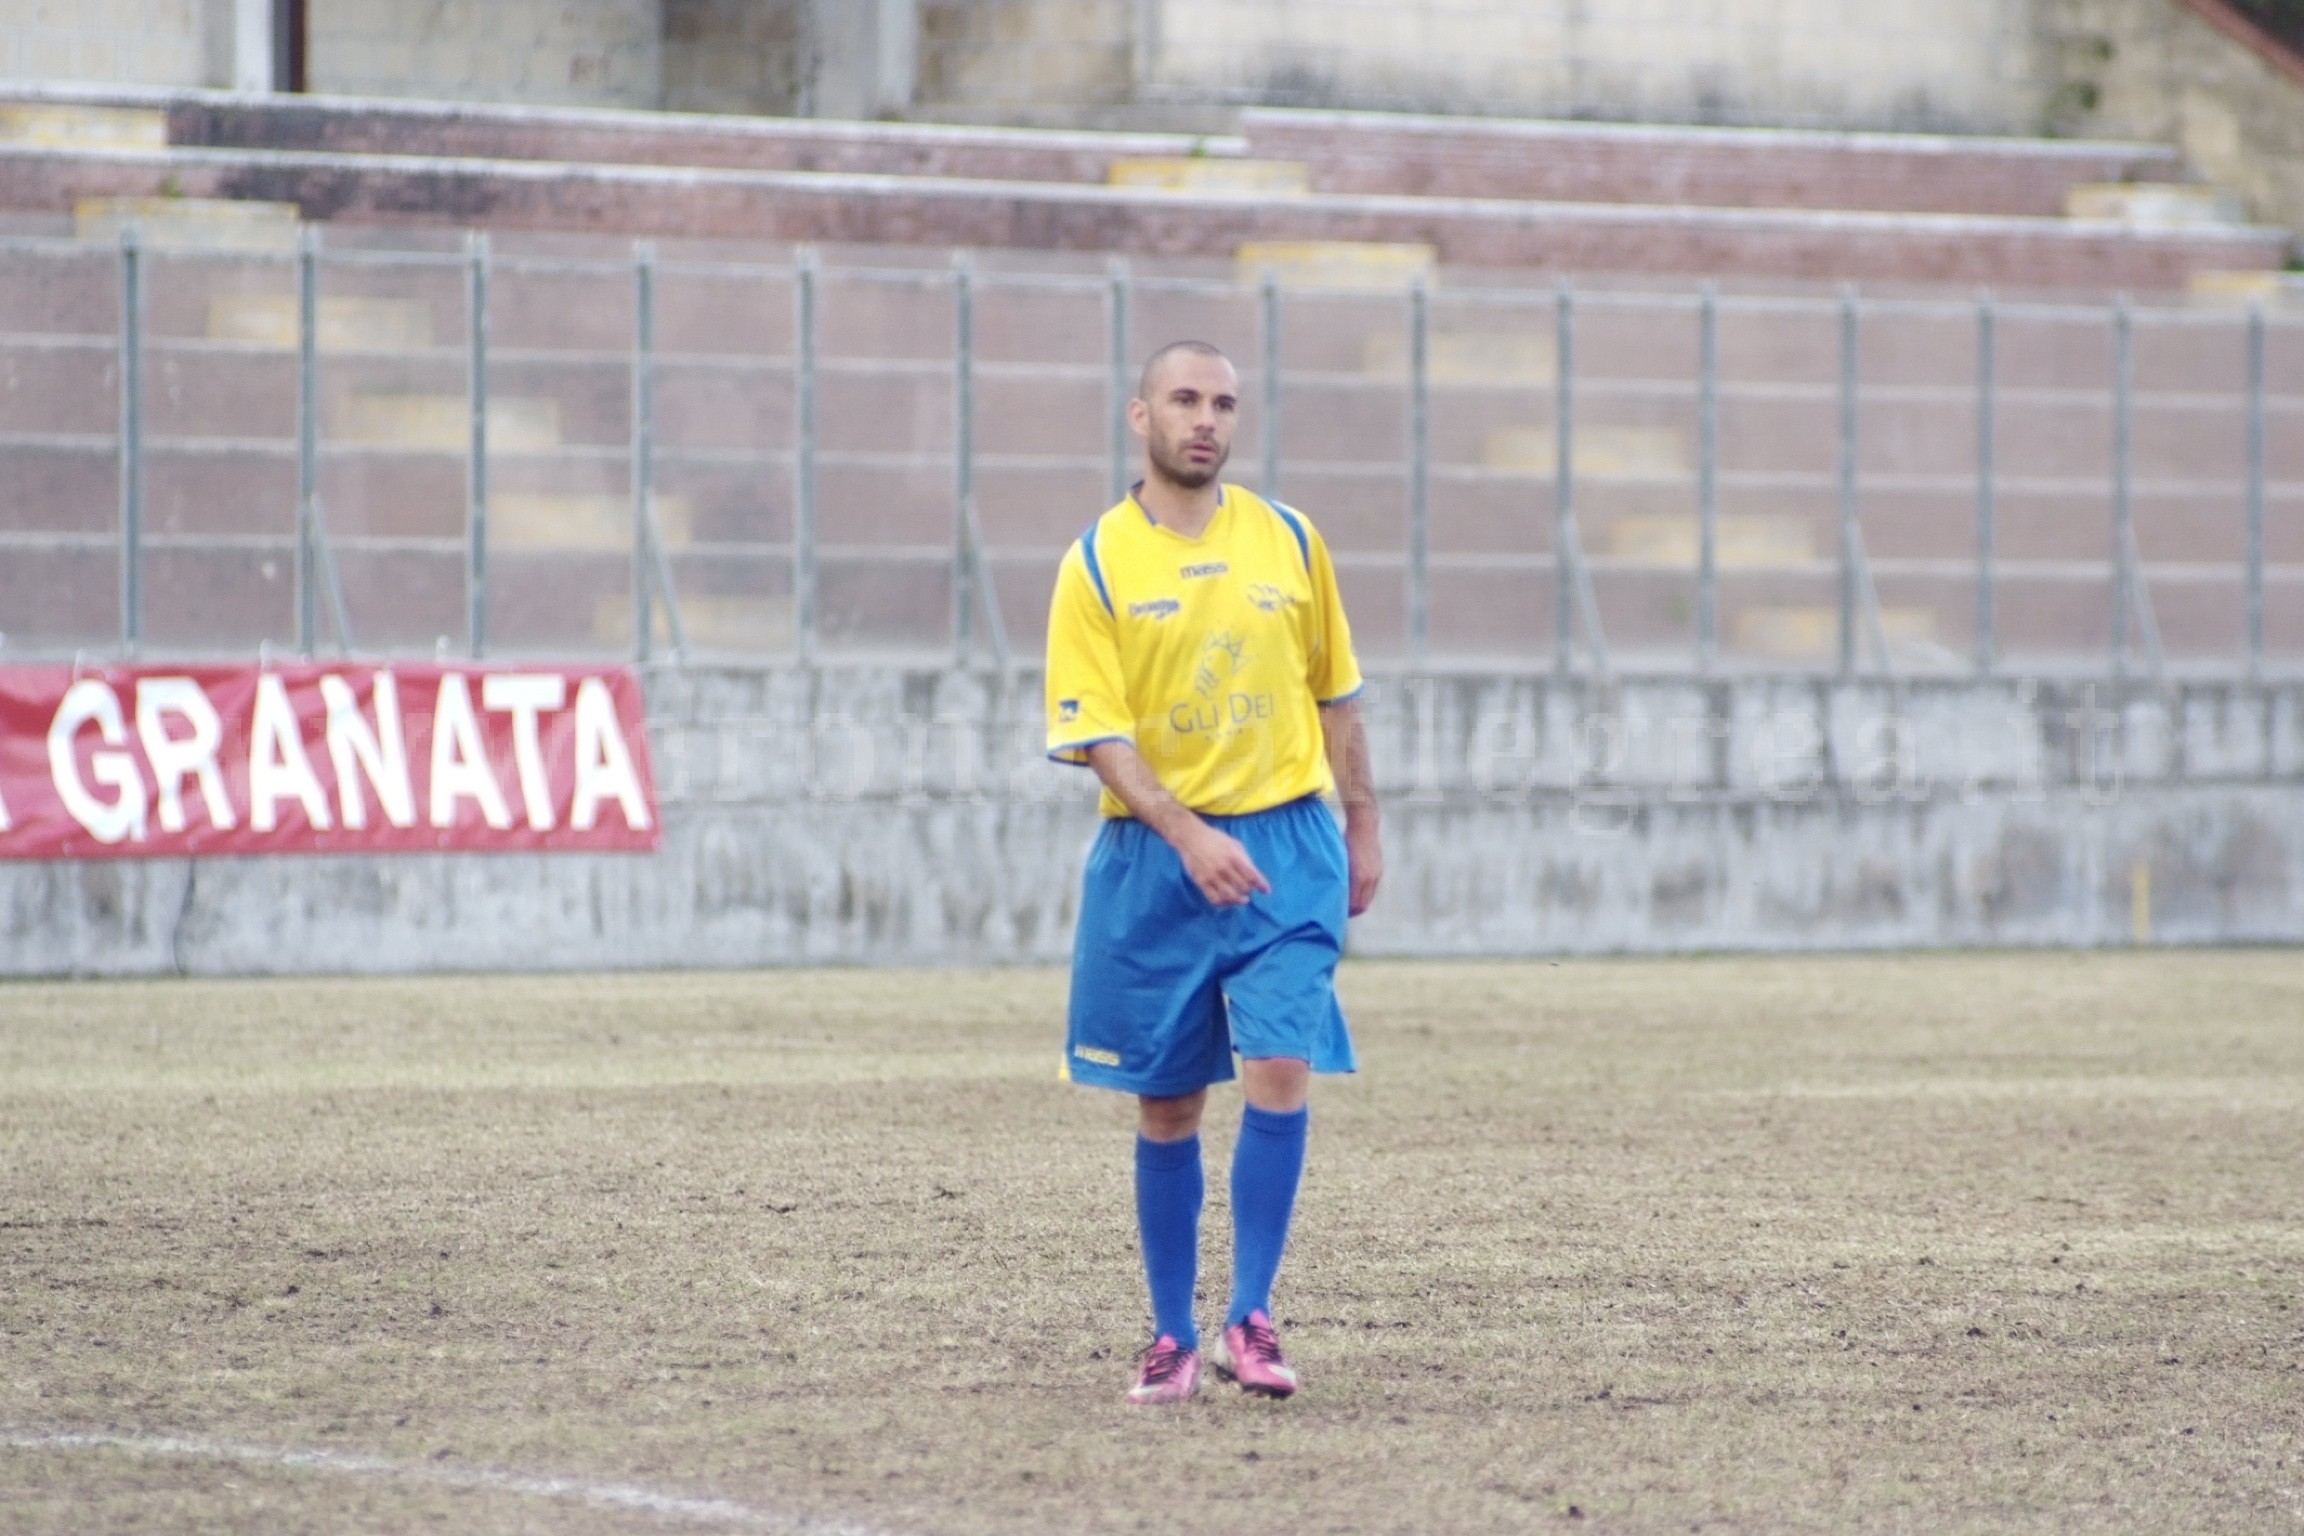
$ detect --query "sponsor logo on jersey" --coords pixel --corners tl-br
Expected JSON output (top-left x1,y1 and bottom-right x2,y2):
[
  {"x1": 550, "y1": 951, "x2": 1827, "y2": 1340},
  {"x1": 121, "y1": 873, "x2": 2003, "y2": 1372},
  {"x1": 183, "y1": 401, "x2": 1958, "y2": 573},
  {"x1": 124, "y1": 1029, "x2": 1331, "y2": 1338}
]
[
  {"x1": 1171, "y1": 629, "x2": 1271, "y2": 736},
  {"x1": 1180, "y1": 562, "x2": 1229, "y2": 580},
  {"x1": 1128, "y1": 598, "x2": 1182, "y2": 620},
  {"x1": 1169, "y1": 691, "x2": 1276, "y2": 734},
  {"x1": 1072, "y1": 1044, "x2": 1123, "y2": 1067},
  {"x1": 1247, "y1": 582, "x2": 1295, "y2": 612},
  {"x1": 1192, "y1": 631, "x2": 1246, "y2": 698}
]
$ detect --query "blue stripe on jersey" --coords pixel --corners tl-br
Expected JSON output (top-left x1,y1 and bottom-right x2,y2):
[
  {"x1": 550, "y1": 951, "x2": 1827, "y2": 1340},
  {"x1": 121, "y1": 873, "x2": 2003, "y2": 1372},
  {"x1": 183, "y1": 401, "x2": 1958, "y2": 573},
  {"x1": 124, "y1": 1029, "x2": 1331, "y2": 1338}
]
[
  {"x1": 1080, "y1": 523, "x2": 1114, "y2": 614},
  {"x1": 1269, "y1": 500, "x2": 1312, "y2": 573}
]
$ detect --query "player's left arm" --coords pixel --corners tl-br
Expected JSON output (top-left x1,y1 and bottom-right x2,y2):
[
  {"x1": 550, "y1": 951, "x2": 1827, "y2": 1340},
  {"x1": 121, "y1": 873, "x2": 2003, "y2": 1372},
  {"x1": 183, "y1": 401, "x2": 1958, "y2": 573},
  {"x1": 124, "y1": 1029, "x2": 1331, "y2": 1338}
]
[
  {"x1": 1299, "y1": 513, "x2": 1380, "y2": 916},
  {"x1": 1319, "y1": 696, "x2": 1381, "y2": 917}
]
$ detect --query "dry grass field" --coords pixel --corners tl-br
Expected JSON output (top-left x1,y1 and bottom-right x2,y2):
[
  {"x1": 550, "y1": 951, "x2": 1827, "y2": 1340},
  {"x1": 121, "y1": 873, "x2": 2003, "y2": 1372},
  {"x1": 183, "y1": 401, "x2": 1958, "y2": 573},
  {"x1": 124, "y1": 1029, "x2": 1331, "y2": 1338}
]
[{"x1": 2, "y1": 952, "x2": 2300, "y2": 1534}]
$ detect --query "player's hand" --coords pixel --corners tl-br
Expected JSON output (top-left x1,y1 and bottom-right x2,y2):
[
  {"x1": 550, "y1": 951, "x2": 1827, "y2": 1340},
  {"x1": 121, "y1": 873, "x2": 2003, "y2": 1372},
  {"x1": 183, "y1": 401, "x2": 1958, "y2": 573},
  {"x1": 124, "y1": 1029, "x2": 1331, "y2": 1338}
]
[
  {"x1": 1177, "y1": 822, "x2": 1271, "y2": 907},
  {"x1": 1344, "y1": 815, "x2": 1383, "y2": 917}
]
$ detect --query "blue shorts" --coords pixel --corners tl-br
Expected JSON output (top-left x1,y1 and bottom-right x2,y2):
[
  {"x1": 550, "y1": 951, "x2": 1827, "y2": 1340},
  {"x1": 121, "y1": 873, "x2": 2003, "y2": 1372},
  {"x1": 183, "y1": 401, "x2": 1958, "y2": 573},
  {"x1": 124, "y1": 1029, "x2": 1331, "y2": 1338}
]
[{"x1": 1064, "y1": 794, "x2": 1356, "y2": 1097}]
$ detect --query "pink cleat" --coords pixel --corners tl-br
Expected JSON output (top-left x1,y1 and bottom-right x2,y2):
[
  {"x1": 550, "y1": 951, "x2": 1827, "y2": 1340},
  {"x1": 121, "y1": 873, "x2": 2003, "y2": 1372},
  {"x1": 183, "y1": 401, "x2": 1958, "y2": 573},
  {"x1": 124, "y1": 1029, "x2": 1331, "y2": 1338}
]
[
  {"x1": 1127, "y1": 1335, "x2": 1202, "y2": 1405},
  {"x1": 1212, "y1": 1311, "x2": 1299, "y2": 1399}
]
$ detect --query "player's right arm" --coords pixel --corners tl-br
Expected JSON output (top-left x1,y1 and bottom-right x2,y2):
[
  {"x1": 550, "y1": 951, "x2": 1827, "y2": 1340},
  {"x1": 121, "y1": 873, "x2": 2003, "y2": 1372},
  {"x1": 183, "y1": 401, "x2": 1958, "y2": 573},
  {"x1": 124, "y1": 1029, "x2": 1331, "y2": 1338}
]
[{"x1": 1084, "y1": 740, "x2": 1270, "y2": 907}]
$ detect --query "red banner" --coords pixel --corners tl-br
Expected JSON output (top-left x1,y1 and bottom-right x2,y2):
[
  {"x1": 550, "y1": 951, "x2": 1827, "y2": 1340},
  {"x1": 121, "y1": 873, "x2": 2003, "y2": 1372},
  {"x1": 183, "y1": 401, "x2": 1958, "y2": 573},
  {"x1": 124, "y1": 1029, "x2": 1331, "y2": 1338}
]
[{"x1": 0, "y1": 663, "x2": 660, "y2": 860}]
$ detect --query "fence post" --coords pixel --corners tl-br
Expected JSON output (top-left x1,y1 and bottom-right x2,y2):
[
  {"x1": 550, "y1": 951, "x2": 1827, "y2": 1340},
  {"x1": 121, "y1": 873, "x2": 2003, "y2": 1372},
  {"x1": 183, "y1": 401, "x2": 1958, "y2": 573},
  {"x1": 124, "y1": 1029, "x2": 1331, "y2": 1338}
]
[
  {"x1": 953, "y1": 254, "x2": 975, "y2": 664},
  {"x1": 794, "y1": 248, "x2": 819, "y2": 666},
  {"x1": 466, "y1": 231, "x2": 490, "y2": 660},
  {"x1": 1407, "y1": 276, "x2": 1429, "y2": 665},
  {"x1": 118, "y1": 225, "x2": 143, "y2": 657},
  {"x1": 1261, "y1": 267, "x2": 1282, "y2": 500},
  {"x1": 2246, "y1": 299, "x2": 2266, "y2": 683},
  {"x1": 1976, "y1": 292, "x2": 1996, "y2": 677},
  {"x1": 1108, "y1": 257, "x2": 1131, "y2": 504},
  {"x1": 1696, "y1": 283, "x2": 1718, "y2": 672},
  {"x1": 296, "y1": 226, "x2": 320, "y2": 656},
  {"x1": 1555, "y1": 283, "x2": 1575, "y2": 677},
  {"x1": 2111, "y1": 296, "x2": 2132, "y2": 683},
  {"x1": 1837, "y1": 286, "x2": 1859, "y2": 679},
  {"x1": 632, "y1": 242, "x2": 656, "y2": 663}
]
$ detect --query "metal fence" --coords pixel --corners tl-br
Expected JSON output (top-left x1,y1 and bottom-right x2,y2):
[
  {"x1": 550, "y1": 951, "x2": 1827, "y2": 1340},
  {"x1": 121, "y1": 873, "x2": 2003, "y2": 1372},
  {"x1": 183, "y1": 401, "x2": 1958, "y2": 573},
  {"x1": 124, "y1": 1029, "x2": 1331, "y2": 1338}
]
[{"x1": 1, "y1": 227, "x2": 2297, "y2": 679}]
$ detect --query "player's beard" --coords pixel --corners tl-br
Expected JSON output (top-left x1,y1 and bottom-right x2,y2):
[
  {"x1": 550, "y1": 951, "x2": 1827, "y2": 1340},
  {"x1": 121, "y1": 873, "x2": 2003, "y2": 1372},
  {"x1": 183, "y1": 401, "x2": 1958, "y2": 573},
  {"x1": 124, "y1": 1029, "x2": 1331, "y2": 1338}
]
[{"x1": 1147, "y1": 427, "x2": 1229, "y2": 491}]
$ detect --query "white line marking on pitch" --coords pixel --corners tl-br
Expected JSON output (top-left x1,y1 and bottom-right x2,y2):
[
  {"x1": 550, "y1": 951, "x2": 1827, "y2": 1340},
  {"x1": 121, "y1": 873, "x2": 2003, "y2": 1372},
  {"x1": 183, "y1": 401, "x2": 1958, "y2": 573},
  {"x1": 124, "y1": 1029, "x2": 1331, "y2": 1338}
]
[{"x1": 1, "y1": 1429, "x2": 903, "y2": 1534}]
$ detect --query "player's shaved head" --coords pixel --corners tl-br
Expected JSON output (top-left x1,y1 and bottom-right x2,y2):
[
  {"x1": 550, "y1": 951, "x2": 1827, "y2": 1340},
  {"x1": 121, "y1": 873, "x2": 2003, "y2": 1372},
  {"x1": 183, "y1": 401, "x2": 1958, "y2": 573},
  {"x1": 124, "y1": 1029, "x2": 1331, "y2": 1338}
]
[
  {"x1": 1128, "y1": 340, "x2": 1238, "y2": 493},
  {"x1": 1137, "y1": 340, "x2": 1233, "y2": 403}
]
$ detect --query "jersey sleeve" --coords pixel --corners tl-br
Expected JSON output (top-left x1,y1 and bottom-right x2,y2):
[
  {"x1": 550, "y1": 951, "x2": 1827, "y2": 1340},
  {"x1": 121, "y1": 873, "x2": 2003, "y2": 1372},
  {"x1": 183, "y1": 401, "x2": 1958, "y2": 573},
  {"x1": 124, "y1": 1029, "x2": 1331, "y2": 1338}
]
[
  {"x1": 1044, "y1": 539, "x2": 1135, "y2": 765},
  {"x1": 1303, "y1": 519, "x2": 1364, "y2": 705}
]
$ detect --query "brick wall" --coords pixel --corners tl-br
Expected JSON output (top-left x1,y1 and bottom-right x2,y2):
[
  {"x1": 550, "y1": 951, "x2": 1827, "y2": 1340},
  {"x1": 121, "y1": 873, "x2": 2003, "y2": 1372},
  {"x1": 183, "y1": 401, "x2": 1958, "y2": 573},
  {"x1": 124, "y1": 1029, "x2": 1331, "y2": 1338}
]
[
  {"x1": 306, "y1": 0, "x2": 664, "y2": 110},
  {"x1": 0, "y1": 0, "x2": 209, "y2": 86}
]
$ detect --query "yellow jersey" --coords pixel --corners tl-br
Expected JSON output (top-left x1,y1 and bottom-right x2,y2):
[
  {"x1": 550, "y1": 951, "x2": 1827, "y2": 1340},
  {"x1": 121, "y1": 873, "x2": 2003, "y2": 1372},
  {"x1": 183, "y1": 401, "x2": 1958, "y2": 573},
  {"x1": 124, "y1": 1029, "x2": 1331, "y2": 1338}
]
[{"x1": 1044, "y1": 484, "x2": 1363, "y2": 818}]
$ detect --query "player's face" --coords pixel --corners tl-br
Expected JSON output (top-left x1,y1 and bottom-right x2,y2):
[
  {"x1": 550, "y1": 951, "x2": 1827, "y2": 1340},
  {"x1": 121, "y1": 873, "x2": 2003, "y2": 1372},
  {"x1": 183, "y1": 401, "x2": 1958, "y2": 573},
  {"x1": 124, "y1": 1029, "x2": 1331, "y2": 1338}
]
[{"x1": 1133, "y1": 352, "x2": 1238, "y2": 491}]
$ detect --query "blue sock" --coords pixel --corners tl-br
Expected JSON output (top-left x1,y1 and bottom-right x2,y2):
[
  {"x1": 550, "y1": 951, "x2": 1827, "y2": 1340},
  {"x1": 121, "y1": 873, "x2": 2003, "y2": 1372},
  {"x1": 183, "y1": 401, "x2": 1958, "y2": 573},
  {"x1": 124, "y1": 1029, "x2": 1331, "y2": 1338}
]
[
  {"x1": 1228, "y1": 1104, "x2": 1309, "y2": 1327},
  {"x1": 1134, "y1": 1134, "x2": 1203, "y2": 1350}
]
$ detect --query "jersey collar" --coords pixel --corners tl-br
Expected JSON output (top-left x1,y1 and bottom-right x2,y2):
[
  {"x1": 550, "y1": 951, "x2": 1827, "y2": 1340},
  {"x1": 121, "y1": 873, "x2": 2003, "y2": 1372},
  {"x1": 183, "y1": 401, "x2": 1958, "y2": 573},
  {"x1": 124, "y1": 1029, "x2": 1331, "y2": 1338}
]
[{"x1": 1129, "y1": 481, "x2": 1231, "y2": 545}]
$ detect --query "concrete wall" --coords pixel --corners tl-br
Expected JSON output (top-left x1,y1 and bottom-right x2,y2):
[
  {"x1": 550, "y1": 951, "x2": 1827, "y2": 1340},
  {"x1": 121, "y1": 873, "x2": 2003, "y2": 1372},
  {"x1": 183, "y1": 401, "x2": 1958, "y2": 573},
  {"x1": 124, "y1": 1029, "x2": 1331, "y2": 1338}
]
[
  {"x1": 2043, "y1": 0, "x2": 2304, "y2": 233},
  {"x1": 0, "y1": 0, "x2": 2072, "y2": 131},
  {"x1": 0, "y1": 0, "x2": 212, "y2": 88},
  {"x1": 306, "y1": 0, "x2": 665, "y2": 110},
  {"x1": 662, "y1": 1, "x2": 916, "y2": 120},
  {"x1": 5, "y1": 668, "x2": 2299, "y2": 977},
  {"x1": 6, "y1": 0, "x2": 2304, "y2": 192},
  {"x1": 907, "y1": 0, "x2": 2063, "y2": 134},
  {"x1": 1143, "y1": 0, "x2": 2041, "y2": 132},
  {"x1": 915, "y1": 0, "x2": 1137, "y2": 122},
  {"x1": 663, "y1": 0, "x2": 807, "y2": 116}
]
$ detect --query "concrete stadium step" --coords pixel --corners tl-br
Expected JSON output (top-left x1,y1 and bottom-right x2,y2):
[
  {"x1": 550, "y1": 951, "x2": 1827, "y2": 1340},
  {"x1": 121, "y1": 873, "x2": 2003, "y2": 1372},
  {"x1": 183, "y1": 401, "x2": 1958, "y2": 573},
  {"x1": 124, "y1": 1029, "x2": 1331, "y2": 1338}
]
[
  {"x1": 26, "y1": 83, "x2": 2204, "y2": 235},
  {"x1": 206, "y1": 293, "x2": 435, "y2": 350},
  {"x1": 73, "y1": 195, "x2": 303, "y2": 252},
  {"x1": 0, "y1": 141, "x2": 2283, "y2": 293},
  {"x1": 0, "y1": 83, "x2": 1228, "y2": 187},
  {"x1": 1110, "y1": 159, "x2": 1308, "y2": 195},
  {"x1": 592, "y1": 592, "x2": 794, "y2": 651},
  {"x1": 333, "y1": 393, "x2": 562, "y2": 452},
  {"x1": 2065, "y1": 183, "x2": 2252, "y2": 227},
  {"x1": 1607, "y1": 515, "x2": 1817, "y2": 565},
  {"x1": 7, "y1": 86, "x2": 2232, "y2": 250},
  {"x1": 0, "y1": 102, "x2": 166, "y2": 151},
  {"x1": 1236, "y1": 240, "x2": 1435, "y2": 290},
  {"x1": 1728, "y1": 604, "x2": 1942, "y2": 663},
  {"x1": 1242, "y1": 108, "x2": 2187, "y2": 220},
  {"x1": 492, "y1": 493, "x2": 692, "y2": 552}
]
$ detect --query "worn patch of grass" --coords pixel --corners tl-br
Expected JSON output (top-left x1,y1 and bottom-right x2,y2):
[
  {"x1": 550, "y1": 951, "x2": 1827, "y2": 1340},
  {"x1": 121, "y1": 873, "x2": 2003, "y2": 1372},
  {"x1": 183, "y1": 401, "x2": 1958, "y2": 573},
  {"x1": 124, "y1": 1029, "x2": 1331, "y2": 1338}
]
[{"x1": 3, "y1": 953, "x2": 2301, "y2": 1533}]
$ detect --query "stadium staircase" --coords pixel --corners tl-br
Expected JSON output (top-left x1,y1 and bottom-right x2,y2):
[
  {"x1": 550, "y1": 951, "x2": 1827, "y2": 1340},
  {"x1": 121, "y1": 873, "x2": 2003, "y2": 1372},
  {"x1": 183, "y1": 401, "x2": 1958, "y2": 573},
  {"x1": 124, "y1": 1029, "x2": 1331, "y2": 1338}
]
[{"x1": 0, "y1": 84, "x2": 2294, "y2": 668}]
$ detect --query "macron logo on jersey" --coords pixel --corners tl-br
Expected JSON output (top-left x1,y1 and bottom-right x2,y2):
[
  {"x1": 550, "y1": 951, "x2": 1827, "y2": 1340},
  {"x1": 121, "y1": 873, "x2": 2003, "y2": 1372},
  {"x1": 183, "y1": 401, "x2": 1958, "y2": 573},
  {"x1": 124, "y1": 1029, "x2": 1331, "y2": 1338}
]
[{"x1": 1180, "y1": 562, "x2": 1229, "y2": 580}]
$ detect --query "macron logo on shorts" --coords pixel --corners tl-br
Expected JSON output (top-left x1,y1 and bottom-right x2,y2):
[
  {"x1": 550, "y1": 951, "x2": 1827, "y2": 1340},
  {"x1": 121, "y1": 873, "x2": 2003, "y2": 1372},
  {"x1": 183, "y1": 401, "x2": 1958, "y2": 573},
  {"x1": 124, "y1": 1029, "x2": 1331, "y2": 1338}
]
[
  {"x1": 1072, "y1": 1044, "x2": 1122, "y2": 1067},
  {"x1": 1058, "y1": 698, "x2": 1081, "y2": 722}
]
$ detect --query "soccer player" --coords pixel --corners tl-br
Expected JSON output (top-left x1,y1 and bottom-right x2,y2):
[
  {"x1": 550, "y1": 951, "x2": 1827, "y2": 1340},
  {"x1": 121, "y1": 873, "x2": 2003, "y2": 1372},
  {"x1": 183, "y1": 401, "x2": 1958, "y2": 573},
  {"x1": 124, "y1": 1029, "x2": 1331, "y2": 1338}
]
[{"x1": 1043, "y1": 339, "x2": 1382, "y2": 1405}]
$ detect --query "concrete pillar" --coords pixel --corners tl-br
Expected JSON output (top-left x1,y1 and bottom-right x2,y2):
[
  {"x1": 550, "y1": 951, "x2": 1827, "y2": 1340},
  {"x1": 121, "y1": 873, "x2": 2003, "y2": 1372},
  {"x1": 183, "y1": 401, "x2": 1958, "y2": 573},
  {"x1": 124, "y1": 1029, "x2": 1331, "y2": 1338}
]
[
  {"x1": 231, "y1": 0, "x2": 273, "y2": 91},
  {"x1": 807, "y1": 0, "x2": 915, "y2": 119}
]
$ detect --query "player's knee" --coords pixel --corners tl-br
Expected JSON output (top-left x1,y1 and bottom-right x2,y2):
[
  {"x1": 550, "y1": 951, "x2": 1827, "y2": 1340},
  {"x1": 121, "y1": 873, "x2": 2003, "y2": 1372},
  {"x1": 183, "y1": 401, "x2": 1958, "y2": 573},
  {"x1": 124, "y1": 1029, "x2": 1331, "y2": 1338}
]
[
  {"x1": 1240, "y1": 1056, "x2": 1311, "y2": 1111},
  {"x1": 1138, "y1": 1090, "x2": 1206, "y2": 1141}
]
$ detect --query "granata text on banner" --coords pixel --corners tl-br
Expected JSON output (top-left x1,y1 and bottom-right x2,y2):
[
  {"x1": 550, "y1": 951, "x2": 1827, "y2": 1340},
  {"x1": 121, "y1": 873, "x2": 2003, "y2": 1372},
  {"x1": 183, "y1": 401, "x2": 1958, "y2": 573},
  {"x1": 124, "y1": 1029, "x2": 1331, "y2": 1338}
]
[{"x1": 0, "y1": 664, "x2": 661, "y2": 860}]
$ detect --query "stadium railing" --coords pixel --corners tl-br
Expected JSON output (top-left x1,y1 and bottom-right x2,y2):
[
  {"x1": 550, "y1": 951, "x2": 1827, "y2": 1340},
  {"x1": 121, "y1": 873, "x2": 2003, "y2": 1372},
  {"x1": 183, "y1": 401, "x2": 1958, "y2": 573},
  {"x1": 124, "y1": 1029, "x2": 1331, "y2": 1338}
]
[{"x1": 0, "y1": 225, "x2": 2293, "y2": 683}]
